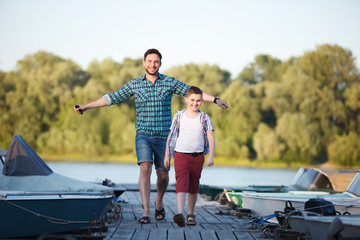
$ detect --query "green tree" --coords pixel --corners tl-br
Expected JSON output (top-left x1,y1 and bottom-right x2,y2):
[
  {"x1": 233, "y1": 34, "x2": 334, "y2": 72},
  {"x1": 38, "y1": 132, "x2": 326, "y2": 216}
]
[
  {"x1": 253, "y1": 123, "x2": 285, "y2": 161},
  {"x1": 276, "y1": 113, "x2": 319, "y2": 163},
  {"x1": 328, "y1": 132, "x2": 360, "y2": 166},
  {"x1": 1, "y1": 51, "x2": 89, "y2": 148},
  {"x1": 209, "y1": 81, "x2": 261, "y2": 158},
  {"x1": 237, "y1": 54, "x2": 282, "y2": 85}
]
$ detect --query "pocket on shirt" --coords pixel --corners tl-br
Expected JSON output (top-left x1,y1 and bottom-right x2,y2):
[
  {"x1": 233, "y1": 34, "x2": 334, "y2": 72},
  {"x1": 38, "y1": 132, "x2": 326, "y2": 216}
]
[
  {"x1": 135, "y1": 90, "x2": 148, "y2": 106},
  {"x1": 156, "y1": 88, "x2": 171, "y2": 101}
]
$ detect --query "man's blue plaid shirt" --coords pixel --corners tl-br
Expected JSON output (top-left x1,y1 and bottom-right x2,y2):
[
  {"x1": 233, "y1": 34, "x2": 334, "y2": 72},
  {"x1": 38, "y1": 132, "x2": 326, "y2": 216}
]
[{"x1": 103, "y1": 74, "x2": 190, "y2": 139}]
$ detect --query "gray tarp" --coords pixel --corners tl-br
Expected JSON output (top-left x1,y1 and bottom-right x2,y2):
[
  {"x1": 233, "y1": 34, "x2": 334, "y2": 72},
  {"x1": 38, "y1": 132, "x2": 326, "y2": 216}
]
[
  {"x1": 0, "y1": 135, "x2": 113, "y2": 194},
  {"x1": 3, "y1": 135, "x2": 53, "y2": 176}
]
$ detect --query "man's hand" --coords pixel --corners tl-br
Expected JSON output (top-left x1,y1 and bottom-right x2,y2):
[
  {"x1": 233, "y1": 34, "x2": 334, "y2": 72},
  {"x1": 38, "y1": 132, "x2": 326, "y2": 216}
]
[
  {"x1": 74, "y1": 105, "x2": 86, "y2": 115},
  {"x1": 216, "y1": 99, "x2": 228, "y2": 109}
]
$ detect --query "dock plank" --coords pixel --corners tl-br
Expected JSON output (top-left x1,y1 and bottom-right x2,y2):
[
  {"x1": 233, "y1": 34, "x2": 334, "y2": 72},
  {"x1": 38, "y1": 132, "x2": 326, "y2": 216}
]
[
  {"x1": 148, "y1": 228, "x2": 167, "y2": 240},
  {"x1": 131, "y1": 229, "x2": 150, "y2": 240},
  {"x1": 167, "y1": 229, "x2": 185, "y2": 240},
  {"x1": 199, "y1": 229, "x2": 218, "y2": 240},
  {"x1": 184, "y1": 229, "x2": 201, "y2": 240}
]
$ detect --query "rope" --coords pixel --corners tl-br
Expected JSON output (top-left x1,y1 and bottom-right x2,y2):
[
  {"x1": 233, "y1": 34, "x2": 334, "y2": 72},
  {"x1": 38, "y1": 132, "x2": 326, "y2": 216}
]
[
  {"x1": 1, "y1": 197, "x2": 99, "y2": 225},
  {"x1": 252, "y1": 213, "x2": 279, "y2": 225}
]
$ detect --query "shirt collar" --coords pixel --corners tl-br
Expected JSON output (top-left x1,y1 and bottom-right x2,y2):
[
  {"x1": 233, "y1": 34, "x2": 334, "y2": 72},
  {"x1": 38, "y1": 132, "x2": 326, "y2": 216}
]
[{"x1": 140, "y1": 73, "x2": 164, "y2": 81}]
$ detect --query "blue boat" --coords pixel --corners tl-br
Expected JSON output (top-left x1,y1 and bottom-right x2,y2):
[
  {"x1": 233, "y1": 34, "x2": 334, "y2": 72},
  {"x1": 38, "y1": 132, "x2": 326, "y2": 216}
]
[{"x1": 0, "y1": 135, "x2": 114, "y2": 238}]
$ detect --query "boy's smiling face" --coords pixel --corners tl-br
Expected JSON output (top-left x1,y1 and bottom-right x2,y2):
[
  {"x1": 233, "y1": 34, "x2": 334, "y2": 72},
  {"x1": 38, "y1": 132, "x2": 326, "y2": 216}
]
[{"x1": 185, "y1": 93, "x2": 203, "y2": 112}]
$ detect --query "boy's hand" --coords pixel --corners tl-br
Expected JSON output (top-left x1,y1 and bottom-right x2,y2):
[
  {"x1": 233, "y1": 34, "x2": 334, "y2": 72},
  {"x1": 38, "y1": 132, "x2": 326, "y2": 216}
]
[{"x1": 206, "y1": 157, "x2": 214, "y2": 166}]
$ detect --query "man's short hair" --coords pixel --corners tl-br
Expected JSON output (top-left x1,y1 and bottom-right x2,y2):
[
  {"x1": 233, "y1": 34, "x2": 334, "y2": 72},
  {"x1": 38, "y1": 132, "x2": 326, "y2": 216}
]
[
  {"x1": 144, "y1": 49, "x2": 162, "y2": 61},
  {"x1": 187, "y1": 86, "x2": 203, "y2": 97}
]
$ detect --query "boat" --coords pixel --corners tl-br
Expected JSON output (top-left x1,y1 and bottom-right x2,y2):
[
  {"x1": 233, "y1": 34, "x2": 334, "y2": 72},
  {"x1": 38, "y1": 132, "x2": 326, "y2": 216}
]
[
  {"x1": 0, "y1": 135, "x2": 114, "y2": 238},
  {"x1": 225, "y1": 167, "x2": 357, "y2": 207},
  {"x1": 200, "y1": 183, "x2": 287, "y2": 201},
  {"x1": 240, "y1": 171, "x2": 360, "y2": 221},
  {"x1": 287, "y1": 212, "x2": 360, "y2": 240}
]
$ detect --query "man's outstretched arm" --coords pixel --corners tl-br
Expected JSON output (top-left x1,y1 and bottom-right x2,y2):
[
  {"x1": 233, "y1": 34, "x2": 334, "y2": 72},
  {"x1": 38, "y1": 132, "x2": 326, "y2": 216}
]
[
  {"x1": 73, "y1": 97, "x2": 108, "y2": 114},
  {"x1": 202, "y1": 92, "x2": 228, "y2": 109}
]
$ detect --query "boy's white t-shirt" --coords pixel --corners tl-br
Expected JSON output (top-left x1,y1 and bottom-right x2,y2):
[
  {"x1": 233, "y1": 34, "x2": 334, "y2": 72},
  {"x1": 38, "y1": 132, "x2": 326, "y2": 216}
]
[{"x1": 174, "y1": 113, "x2": 204, "y2": 153}]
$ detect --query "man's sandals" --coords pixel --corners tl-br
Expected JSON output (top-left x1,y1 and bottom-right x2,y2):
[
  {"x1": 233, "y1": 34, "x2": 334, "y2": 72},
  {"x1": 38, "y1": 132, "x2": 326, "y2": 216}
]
[
  {"x1": 155, "y1": 201, "x2": 166, "y2": 221},
  {"x1": 155, "y1": 206, "x2": 166, "y2": 220},
  {"x1": 138, "y1": 216, "x2": 151, "y2": 224}
]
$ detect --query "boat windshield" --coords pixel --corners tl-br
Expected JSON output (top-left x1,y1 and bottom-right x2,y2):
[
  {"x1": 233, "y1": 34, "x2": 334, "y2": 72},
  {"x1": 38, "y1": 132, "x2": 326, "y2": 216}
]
[
  {"x1": 291, "y1": 168, "x2": 333, "y2": 191},
  {"x1": 0, "y1": 148, "x2": 5, "y2": 172},
  {"x1": 346, "y1": 172, "x2": 360, "y2": 196}
]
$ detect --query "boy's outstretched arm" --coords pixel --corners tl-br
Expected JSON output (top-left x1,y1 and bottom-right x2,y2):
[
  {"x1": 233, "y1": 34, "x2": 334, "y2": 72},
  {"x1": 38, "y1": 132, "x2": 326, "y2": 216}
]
[
  {"x1": 206, "y1": 130, "x2": 215, "y2": 166},
  {"x1": 202, "y1": 92, "x2": 228, "y2": 110}
]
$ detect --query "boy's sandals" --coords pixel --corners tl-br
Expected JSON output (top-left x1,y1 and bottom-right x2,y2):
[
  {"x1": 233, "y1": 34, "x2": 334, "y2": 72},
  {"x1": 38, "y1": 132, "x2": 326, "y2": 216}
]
[
  {"x1": 173, "y1": 213, "x2": 185, "y2": 227},
  {"x1": 187, "y1": 214, "x2": 196, "y2": 225},
  {"x1": 138, "y1": 216, "x2": 151, "y2": 224}
]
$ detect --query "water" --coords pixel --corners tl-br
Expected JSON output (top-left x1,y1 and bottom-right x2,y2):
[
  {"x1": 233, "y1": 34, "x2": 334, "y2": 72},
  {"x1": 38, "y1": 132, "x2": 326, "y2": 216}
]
[{"x1": 47, "y1": 162, "x2": 298, "y2": 187}]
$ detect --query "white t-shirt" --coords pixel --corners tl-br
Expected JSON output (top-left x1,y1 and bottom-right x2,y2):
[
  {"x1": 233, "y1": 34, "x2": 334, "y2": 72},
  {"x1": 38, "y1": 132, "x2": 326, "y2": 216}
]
[{"x1": 174, "y1": 113, "x2": 204, "y2": 153}]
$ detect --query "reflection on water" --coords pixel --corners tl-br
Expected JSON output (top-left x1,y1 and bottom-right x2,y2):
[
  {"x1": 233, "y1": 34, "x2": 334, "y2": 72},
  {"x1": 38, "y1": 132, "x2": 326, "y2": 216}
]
[{"x1": 47, "y1": 162, "x2": 298, "y2": 187}]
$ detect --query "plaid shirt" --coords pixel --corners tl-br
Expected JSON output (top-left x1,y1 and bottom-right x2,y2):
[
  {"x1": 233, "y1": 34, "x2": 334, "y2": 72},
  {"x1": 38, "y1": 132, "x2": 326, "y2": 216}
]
[
  {"x1": 103, "y1": 74, "x2": 190, "y2": 139},
  {"x1": 167, "y1": 109, "x2": 214, "y2": 158}
]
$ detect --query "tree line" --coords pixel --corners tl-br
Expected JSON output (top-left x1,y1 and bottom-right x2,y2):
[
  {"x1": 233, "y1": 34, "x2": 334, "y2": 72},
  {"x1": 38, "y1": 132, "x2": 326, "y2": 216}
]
[{"x1": 0, "y1": 44, "x2": 359, "y2": 166}]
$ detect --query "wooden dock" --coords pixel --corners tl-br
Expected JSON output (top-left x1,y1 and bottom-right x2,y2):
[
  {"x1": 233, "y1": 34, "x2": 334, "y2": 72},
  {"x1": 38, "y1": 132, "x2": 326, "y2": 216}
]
[
  {"x1": 16, "y1": 184, "x2": 274, "y2": 240},
  {"x1": 92, "y1": 184, "x2": 264, "y2": 240}
]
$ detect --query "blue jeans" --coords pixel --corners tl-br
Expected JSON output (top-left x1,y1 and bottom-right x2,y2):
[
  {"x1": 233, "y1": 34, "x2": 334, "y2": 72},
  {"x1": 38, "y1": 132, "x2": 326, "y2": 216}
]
[{"x1": 135, "y1": 133, "x2": 168, "y2": 171}]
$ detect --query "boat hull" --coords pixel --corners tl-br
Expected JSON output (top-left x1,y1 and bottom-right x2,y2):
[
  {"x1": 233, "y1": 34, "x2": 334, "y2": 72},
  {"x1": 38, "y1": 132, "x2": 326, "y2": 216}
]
[
  {"x1": 241, "y1": 192, "x2": 360, "y2": 222},
  {"x1": 0, "y1": 193, "x2": 113, "y2": 238},
  {"x1": 288, "y1": 214, "x2": 360, "y2": 240}
]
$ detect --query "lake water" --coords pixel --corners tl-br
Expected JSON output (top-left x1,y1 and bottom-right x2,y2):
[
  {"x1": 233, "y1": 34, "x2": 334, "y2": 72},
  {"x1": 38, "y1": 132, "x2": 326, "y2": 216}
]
[{"x1": 47, "y1": 162, "x2": 298, "y2": 187}]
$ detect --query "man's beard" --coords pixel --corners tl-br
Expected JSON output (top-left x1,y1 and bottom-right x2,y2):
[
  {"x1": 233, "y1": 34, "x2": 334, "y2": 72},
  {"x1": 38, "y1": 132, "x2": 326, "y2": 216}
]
[{"x1": 145, "y1": 68, "x2": 159, "y2": 76}]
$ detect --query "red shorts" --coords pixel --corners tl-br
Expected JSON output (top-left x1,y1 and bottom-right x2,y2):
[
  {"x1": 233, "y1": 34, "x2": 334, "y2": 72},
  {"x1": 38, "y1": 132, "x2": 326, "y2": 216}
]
[{"x1": 174, "y1": 152, "x2": 204, "y2": 194}]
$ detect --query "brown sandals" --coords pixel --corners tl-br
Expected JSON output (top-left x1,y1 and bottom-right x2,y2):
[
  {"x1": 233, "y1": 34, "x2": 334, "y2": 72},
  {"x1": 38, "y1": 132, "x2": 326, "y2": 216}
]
[
  {"x1": 187, "y1": 214, "x2": 196, "y2": 225},
  {"x1": 174, "y1": 213, "x2": 196, "y2": 227},
  {"x1": 173, "y1": 213, "x2": 185, "y2": 227}
]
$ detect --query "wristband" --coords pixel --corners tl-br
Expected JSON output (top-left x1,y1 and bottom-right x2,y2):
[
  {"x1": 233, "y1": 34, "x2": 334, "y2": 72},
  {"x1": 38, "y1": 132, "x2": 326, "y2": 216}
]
[{"x1": 213, "y1": 96, "x2": 220, "y2": 104}]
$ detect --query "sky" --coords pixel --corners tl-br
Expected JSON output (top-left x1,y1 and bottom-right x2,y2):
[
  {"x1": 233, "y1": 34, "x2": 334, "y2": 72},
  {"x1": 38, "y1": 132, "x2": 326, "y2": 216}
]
[{"x1": 0, "y1": 0, "x2": 359, "y2": 78}]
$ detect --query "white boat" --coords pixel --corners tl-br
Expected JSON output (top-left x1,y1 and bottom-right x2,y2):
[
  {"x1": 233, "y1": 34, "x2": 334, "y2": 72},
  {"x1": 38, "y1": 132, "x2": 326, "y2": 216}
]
[
  {"x1": 287, "y1": 213, "x2": 360, "y2": 240},
  {"x1": 0, "y1": 135, "x2": 114, "y2": 238},
  {"x1": 241, "y1": 171, "x2": 360, "y2": 221},
  {"x1": 225, "y1": 167, "x2": 357, "y2": 208}
]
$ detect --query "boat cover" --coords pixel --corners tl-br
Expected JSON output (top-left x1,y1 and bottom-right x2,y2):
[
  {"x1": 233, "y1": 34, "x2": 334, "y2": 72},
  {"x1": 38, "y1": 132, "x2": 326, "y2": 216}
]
[
  {"x1": 3, "y1": 135, "x2": 53, "y2": 176},
  {"x1": 0, "y1": 135, "x2": 113, "y2": 194}
]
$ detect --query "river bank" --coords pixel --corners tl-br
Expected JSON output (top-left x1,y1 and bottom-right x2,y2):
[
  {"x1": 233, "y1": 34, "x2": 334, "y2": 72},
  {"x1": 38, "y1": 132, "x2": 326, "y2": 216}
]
[{"x1": 41, "y1": 153, "x2": 359, "y2": 170}]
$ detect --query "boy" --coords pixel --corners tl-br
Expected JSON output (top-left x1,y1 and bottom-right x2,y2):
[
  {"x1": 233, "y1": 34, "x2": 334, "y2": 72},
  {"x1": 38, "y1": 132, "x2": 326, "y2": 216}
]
[{"x1": 164, "y1": 86, "x2": 215, "y2": 227}]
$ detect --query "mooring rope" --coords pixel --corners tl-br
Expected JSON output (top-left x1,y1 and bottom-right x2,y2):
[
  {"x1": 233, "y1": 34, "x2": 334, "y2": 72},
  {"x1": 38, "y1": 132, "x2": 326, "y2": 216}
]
[{"x1": 0, "y1": 197, "x2": 99, "y2": 225}]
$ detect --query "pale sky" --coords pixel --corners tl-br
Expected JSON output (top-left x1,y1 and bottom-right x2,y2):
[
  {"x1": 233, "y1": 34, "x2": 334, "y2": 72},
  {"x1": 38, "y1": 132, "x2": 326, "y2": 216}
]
[{"x1": 1, "y1": 0, "x2": 359, "y2": 78}]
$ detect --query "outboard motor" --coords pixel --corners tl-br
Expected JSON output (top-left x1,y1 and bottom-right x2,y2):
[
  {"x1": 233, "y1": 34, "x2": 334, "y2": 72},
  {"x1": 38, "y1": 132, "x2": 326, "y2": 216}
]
[{"x1": 304, "y1": 198, "x2": 336, "y2": 216}]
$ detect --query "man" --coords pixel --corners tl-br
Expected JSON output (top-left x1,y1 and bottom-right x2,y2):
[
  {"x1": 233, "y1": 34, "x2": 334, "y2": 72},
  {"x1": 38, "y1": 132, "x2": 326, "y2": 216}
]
[{"x1": 74, "y1": 49, "x2": 228, "y2": 224}]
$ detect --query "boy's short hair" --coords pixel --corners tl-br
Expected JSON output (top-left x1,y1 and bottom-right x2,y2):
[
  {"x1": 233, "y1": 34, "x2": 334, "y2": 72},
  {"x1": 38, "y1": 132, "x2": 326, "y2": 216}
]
[
  {"x1": 187, "y1": 86, "x2": 203, "y2": 97},
  {"x1": 144, "y1": 49, "x2": 162, "y2": 61}
]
